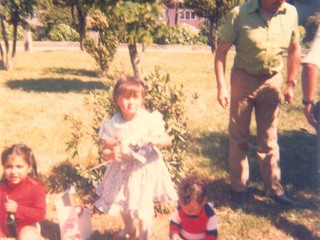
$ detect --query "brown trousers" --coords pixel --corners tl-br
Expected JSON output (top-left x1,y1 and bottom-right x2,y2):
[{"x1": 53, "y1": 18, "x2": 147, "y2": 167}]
[{"x1": 229, "y1": 68, "x2": 284, "y2": 196}]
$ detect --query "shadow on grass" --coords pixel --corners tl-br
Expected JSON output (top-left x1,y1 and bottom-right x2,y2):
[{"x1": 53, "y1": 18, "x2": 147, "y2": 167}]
[
  {"x1": 192, "y1": 129, "x2": 319, "y2": 191},
  {"x1": 6, "y1": 78, "x2": 108, "y2": 93},
  {"x1": 192, "y1": 129, "x2": 319, "y2": 240},
  {"x1": 88, "y1": 230, "x2": 113, "y2": 240},
  {"x1": 40, "y1": 220, "x2": 60, "y2": 240},
  {"x1": 44, "y1": 67, "x2": 99, "y2": 78},
  {"x1": 40, "y1": 220, "x2": 116, "y2": 240}
]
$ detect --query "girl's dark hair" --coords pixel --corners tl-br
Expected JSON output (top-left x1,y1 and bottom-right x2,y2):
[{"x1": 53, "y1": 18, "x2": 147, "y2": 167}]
[
  {"x1": 113, "y1": 76, "x2": 146, "y2": 111},
  {"x1": 1, "y1": 144, "x2": 38, "y2": 182},
  {"x1": 178, "y1": 172, "x2": 208, "y2": 205}
]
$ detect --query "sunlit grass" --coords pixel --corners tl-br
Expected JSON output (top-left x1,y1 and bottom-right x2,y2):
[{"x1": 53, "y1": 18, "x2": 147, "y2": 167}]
[{"x1": 0, "y1": 47, "x2": 319, "y2": 240}]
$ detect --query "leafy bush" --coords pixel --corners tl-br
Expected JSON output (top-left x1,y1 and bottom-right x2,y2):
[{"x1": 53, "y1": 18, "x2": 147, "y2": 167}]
[
  {"x1": 0, "y1": 25, "x2": 23, "y2": 41},
  {"x1": 48, "y1": 23, "x2": 79, "y2": 41},
  {"x1": 84, "y1": 9, "x2": 118, "y2": 76},
  {"x1": 299, "y1": 25, "x2": 306, "y2": 44},
  {"x1": 303, "y1": 12, "x2": 320, "y2": 44},
  {"x1": 153, "y1": 23, "x2": 207, "y2": 45},
  {"x1": 60, "y1": 68, "x2": 190, "y2": 203}
]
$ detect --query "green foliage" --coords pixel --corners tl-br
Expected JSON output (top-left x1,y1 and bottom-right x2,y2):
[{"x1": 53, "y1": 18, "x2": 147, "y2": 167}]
[
  {"x1": 303, "y1": 12, "x2": 320, "y2": 44},
  {"x1": 36, "y1": 2, "x2": 75, "y2": 40},
  {"x1": 0, "y1": 0, "x2": 37, "y2": 69},
  {"x1": 184, "y1": 0, "x2": 244, "y2": 20},
  {"x1": 143, "y1": 67, "x2": 189, "y2": 183},
  {"x1": 48, "y1": 23, "x2": 79, "y2": 41},
  {"x1": 0, "y1": 0, "x2": 37, "y2": 23},
  {"x1": 117, "y1": 1, "x2": 162, "y2": 45},
  {"x1": 184, "y1": 0, "x2": 245, "y2": 50},
  {"x1": 64, "y1": 68, "x2": 190, "y2": 201},
  {"x1": 43, "y1": 160, "x2": 100, "y2": 202},
  {"x1": 0, "y1": 24, "x2": 22, "y2": 40},
  {"x1": 84, "y1": 8, "x2": 119, "y2": 76},
  {"x1": 153, "y1": 23, "x2": 207, "y2": 45},
  {"x1": 299, "y1": 25, "x2": 306, "y2": 44}
]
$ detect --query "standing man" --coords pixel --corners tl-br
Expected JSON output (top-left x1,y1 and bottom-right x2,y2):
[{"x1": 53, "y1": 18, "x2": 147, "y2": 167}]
[
  {"x1": 301, "y1": 26, "x2": 320, "y2": 128},
  {"x1": 214, "y1": 0, "x2": 300, "y2": 205}
]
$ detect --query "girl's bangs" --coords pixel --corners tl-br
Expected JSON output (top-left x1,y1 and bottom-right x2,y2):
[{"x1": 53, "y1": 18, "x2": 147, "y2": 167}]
[{"x1": 119, "y1": 83, "x2": 144, "y2": 97}]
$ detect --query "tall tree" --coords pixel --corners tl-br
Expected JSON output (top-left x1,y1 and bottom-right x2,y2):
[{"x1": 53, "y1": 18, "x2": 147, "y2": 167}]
[
  {"x1": 0, "y1": 0, "x2": 37, "y2": 70},
  {"x1": 117, "y1": 0, "x2": 162, "y2": 79},
  {"x1": 52, "y1": 0, "x2": 99, "y2": 50},
  {"x1": 184, "y1": 0, "x2": 244, "y2": 53}
]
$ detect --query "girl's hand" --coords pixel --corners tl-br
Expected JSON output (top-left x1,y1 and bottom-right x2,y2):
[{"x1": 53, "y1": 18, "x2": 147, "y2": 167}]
[
  {"x1": 112, "y1": 144, "x2": 123, "y2": 162},
  {"x1": 101, "y1": 139, "x2": 124, "y2": 162},
  {"x1": 4, "y1": 199, "x2": 18, "y2": 214}
]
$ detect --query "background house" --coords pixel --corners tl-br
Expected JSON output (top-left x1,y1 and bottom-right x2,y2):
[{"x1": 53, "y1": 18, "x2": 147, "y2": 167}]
[
  {"x1": 162, "y1": 0, "x2": 320, "y2": 30},
  {"x1": 162, "y1": 1, "x2": 203, "y2": 29}
]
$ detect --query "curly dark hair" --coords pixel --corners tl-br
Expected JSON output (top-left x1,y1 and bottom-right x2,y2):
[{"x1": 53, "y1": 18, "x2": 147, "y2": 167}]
[{"x1": 178, "y1": 172, "x2": 208, "y2": 205}]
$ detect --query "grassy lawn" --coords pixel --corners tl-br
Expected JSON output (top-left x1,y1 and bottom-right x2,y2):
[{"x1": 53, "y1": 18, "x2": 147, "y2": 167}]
[{"x1": 0, "y1": 47, "x2": 319, "y2": 240}]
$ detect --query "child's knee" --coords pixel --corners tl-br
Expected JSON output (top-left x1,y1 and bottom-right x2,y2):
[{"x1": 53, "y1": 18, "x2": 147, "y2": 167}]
[{"x1": 18, "y1": 226, "x2": 43, "y2": 240}]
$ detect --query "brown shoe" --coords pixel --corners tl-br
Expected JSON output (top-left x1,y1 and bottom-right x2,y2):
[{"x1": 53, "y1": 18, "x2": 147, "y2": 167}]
[{"x1": 272, "y1": 194, "x2": 294, "y2": 205}]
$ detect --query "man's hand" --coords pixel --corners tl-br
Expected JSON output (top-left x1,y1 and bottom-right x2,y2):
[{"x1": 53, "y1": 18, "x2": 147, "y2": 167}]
[
  {"x1": 217, "y1": 87, "x2": 230, "y2": 109},
  {"x1": 283, "y1": 84, "x2": 295, "y2": 104}
]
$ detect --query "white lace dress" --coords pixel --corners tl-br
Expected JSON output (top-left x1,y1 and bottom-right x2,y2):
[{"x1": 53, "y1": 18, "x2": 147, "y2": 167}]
[{"x1": 94, "y1": 109, "x2": 178, "y2": 219}]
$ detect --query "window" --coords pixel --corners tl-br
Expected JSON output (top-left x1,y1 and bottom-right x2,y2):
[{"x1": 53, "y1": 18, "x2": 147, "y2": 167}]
[
  {"x1": 179, "y1": 9, "x2": 197, "y2": 20},
  {"x1": 186, "y1": 11, "x2": 190, "y2": 19}
]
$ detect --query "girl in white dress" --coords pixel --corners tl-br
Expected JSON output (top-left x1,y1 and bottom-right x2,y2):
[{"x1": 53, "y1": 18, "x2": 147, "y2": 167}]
[{"x1": 94, "y1": 76, "x2": 178, "y2": 240}]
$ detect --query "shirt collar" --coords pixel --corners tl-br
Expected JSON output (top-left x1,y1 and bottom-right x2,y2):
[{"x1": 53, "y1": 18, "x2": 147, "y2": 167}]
[
  {"x1": 247, "y1": 0, "x2": 260, "y2": 13},
  {"x1": 246, "y1": 0, "x2": 287, "y2": 15}
]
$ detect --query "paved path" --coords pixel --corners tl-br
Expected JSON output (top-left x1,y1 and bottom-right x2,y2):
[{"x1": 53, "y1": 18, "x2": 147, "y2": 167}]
[
  {"x1": 16, "y1": 41, "x2": 213, "y2": 53},
  {"x1": 16, "y1": 41, "x2": 309, "y2": 56}
]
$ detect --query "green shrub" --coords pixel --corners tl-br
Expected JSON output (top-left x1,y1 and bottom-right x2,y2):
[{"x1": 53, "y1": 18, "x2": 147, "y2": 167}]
[
  {"x1": 153, "y1": 23, "x2": 207, "y2": 45},
  {"x1": 0, "y1": 25, "x2": 23, "y2": 41},
  {"x1": 48, "y1": 23, "x2": 79, "y2": 41},
  {"x1": 303, "y1": 12, "x2": 320, "y2": 44},
  {"x1": 84, "y1": 9, "x2": 118, "y2": 76},
  {"x1": 299, "y1": 25, "x2": 306, "y2": 44},
  {"x1": 61, "y1": 68, "x2": 190, "y2": 203}
]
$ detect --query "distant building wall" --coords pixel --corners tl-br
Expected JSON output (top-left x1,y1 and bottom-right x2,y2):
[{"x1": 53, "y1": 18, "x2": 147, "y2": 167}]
[{"x1": 163, "y1": 7, "x2": 203, "y2": 29}]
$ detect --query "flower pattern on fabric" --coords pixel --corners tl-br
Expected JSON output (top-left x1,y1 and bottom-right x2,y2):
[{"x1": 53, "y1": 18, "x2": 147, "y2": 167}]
[{"x1": 94, "y1": 109, "x2": 178, "y2": 218}]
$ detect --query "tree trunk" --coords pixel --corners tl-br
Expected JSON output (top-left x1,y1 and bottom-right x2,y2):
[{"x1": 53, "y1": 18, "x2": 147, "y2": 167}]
[
  {"x1": 174, "y1": 2, "x2": 179, "y2": 25},
  {"x1": 12, "y1": 22, "x2": 18, "y2": 58},
  {"x1": 0, "y1": 15, "x2": 13, "y2": 70},
  {"x1": 23, "y1": 28, "x2": 33, "y2": 52},
  {"x1": 76, "y1": 5, "x2": 87, "y2": 51},
  {"x1": 165, "y1": 5, "x2": 170, "y2": 25},
  {"x1": 128, "y1": 42, "x2": 142, "y2": 80},
  {"x1": 0, "y1": 42, "x2": 3, "y2": 69},
  {"x1": 213, "y1": 31, "x2": 218, "y2": 53},
  {"x1": 209, "y1": 19, "x2": 215, "y2": 53}
]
